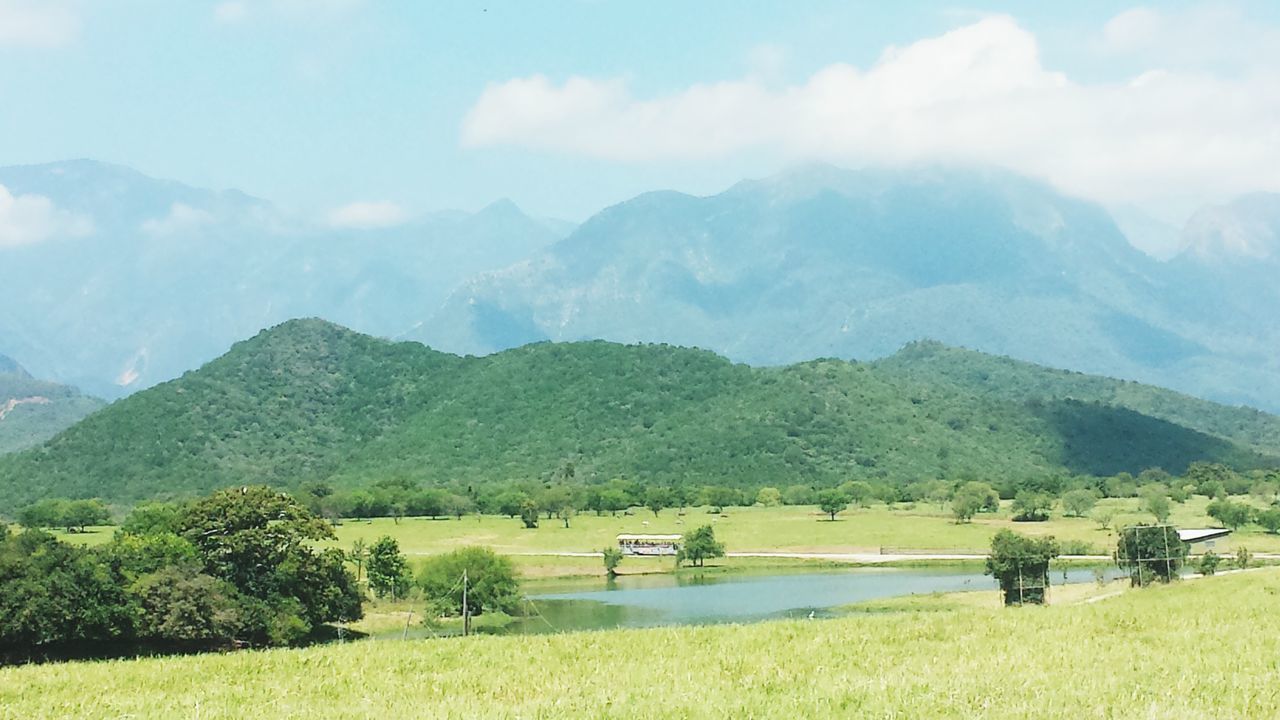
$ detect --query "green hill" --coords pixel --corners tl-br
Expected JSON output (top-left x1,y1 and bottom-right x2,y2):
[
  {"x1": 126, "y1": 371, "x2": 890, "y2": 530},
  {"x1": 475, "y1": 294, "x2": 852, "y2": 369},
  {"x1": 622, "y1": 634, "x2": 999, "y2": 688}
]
[
  {"x1": 0, "y1": 355, "x2": 104, "y2": 455},
  {"x1": 874, "y1": 340, "x2": 1280, "y2": 457},
  {"x1": 0, "y1": 319, "x2": 1274, "y2": 509}
]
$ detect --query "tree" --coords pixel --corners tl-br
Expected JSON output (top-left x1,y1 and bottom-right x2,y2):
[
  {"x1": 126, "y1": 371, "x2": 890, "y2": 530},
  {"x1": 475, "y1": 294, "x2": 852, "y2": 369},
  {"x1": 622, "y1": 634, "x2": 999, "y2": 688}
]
[
  {"x1": 1011, "y1": 491, "x2": 1053, "y2": 522},
  {"x1": 556, "y1": 504, "x2": 576, "y2": 528},
  {"x1": 951, "y1": 492, "x2": 983, "y2": 523},
  {"x1": 120, "y1": 502, "x2": 185, "y2": 536},
  {"x1": 644, "y1": 487, "x2": 671, "y2": 516},
  {"x1": 417, "y1": 547, "x2": 520, "y2": 617},
  {"x1": 1116, "y1": 525, "x2": 1186, "y2": 586},
  {"x1": 129, "y1": 566, "x2": 243, "y2": 644},
  {"x1": 839, "y1": 481, "x2": 875, "y2": 508},
  {"x1": 677, "y1": 525, "x2": 725, "y2": 568},
  {"x1": 1092, "y1": 508, "x2": 1117, "y2": 530},
  {"x1": 179, "y1": 486, "x2": 362, "y2": 638},
  {"x1": 1061, "y1": 489, "x2": 1098, "y2": 518},
  {"x1": 816, "y1": 489, "x2": 848, "y2": 521},
  {"x1": 1194, "y1": 551, "x2": 1220, "y2": 576},
  {"x1": 1256, "y1": 507, "x2": 1280, "y2": 534},
  {"x1": 602, "y1": 547, "x2": 623, "y2": 578},
  {"x1": 519, "y1": 499, "x2": 540, "y2": 529},
  {"x1": 348, "y1": 539, "x2": 368, "y2": 582},
  {"x1": 495, "y1": 491, "x2": 527, "y2": 519},
  {"x1": 755, "y1": 487, "x2": 782, "y2": 507},
  {"x1": 984, "y1": 530, "x2": 1060, "y2": 605},
  {"x1": 366, "y1": 536, "x2": 411, "y2": 600},
  {"x1": 1142, "y1": 493, "x2": 1171, "y2": 523},
  {"x1": 956, "y1": 482, "x2": 999, "y2": 512},
  {"x1": 1235, "y1": 546, "x2": 1252, "y2": 570},
  {"x1": 781, "y1": 485, "x2": 814, "y2": 506},
  {"x1": 61, "y1": 499, "x2": 111, "y2": 533},
  {"x1": 1206, "y1": 499, "x2": 1254, "y2": 530}
]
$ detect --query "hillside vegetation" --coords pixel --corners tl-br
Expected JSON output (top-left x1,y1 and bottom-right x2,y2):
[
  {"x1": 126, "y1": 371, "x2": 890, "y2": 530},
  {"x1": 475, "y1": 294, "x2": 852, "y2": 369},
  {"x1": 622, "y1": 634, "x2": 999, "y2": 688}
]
[
  {"x1": 0, "y1": 355, "x2": 104, "y2": 455},
  {"x1": 2, "y1": 571, "x2": 1278, "y2": 719},
  {"x1": 0, "y1": 319, "x2": 1275, "y2": 508}
]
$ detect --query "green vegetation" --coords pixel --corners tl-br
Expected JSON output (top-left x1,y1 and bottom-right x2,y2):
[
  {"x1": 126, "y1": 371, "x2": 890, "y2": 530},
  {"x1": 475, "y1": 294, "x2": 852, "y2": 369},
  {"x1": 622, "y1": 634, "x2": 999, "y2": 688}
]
[
  {"x1": 417, "y1": 547, "x2": 521, "y2": 617},
  {"x1": 1116, "y1": 525, "x2": 1187, "y2": 586},
  {"x1": 2, "y1": 570, "x2": 1278, "y2": 718},
  {"x1": 0, "y1": 355, "x2": 104, "y2": 455},
  {"x1": 677, "y1": 525, "x2": 725, "y2": 567},
  {"x1": 1, "y1": 319, "x2": 1277, "y2": 510},
  {"x1": 365, "y1": 536, "x2": 410, "y2": 600},
  {"x1": 18, "y1": 498, "x2": 110, "y2": 533},
  {"x1": 0, "y1": 487, "x2": 361, "y2": 659},
  {"x1": 984, "y1": 530, "x2": 1059, "y2": 605}
]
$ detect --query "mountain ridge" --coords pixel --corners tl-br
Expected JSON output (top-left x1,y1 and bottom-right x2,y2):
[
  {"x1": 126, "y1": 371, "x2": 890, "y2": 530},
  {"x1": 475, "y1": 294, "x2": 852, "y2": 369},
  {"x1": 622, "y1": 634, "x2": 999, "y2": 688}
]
[{"x1": 0, "y1": 318, "x2": 1274, "y2": 509}]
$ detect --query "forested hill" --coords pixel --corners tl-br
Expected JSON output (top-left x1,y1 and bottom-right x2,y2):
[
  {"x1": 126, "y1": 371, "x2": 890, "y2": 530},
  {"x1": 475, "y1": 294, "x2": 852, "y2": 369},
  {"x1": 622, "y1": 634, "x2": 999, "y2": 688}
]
[
  {"x1": 874, "y1": 341, "x2": 1280, "y2": 457},
  {"x1": 0, "y1": 319, "x2": 1276, "y2": 508},
  {"x1": 0, "y1": 355, "x2": 104, "y2": 455}
]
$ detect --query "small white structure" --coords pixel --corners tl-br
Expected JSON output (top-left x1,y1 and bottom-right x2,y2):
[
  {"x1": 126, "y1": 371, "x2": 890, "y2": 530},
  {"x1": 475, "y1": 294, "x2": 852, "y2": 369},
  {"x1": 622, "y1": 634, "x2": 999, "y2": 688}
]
[
  {"x1": 617, "y1": 533, "x2": 682, "y2": 556},
  {"x1": 1178, "y1": 528, "x2": 1232, "y2": 552}
]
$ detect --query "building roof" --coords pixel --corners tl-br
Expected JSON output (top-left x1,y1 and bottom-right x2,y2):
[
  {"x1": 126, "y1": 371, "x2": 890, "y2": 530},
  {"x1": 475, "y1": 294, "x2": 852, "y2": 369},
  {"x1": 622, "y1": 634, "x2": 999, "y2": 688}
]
[{"x1": 1178, "y1": 528, "x2": 1232, "y2": 543}]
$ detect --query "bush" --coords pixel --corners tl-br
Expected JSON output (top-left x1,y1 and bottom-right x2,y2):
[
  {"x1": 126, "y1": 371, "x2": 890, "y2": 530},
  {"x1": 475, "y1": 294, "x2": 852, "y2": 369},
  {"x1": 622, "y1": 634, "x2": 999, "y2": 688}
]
[
  {"x1": 1194, "y1": 552, "x2": 1220, "y2": 576},
  {"x1": 984, "y1": 530, "x2": 1059, "y2": 605},
  {"x1": 1116, "y1": 525, "x2": 1186, "y2": 586},
  {"x1": 1011, "y1": 491, "x2": 1053, "y2": 522},
  {"x1": 418, "y1": 547, "x2": 520, "y2": 617}
]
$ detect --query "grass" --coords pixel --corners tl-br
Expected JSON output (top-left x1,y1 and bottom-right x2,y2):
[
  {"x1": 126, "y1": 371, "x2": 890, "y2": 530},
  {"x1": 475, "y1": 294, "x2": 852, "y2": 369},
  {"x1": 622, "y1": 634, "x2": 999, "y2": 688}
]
[
  {"x1": 3, "y1": 569, "x2": 1279, "y2": 718},
  {"x1": 31, "y1": 495, "x2": 1280, "y2": 580},
  {"x1": 323, "y1": 496, "x2": 1280, "y2": 557}
]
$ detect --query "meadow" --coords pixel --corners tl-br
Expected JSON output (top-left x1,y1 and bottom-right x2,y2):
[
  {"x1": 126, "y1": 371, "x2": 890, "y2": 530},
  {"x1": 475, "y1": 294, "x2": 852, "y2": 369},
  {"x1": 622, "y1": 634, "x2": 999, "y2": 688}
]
[
  {"x1": 2, "y1": 569, "x2": 1277, "y2": 719},
  {"x1": 47, "y1": 495, "x2": 1280, "y2": 576}
]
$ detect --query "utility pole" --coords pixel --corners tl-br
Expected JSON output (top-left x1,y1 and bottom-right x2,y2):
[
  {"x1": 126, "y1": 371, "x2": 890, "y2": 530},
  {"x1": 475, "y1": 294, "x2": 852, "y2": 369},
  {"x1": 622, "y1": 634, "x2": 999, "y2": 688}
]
[{"x1": 462, "y1": 568, "x2": 470, "y2": 637}]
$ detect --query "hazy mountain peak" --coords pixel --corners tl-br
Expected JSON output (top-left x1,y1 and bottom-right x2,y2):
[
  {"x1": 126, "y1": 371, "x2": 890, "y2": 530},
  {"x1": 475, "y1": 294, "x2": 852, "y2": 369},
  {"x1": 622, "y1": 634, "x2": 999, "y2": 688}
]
[
  {"x1": 0, "y1": 354, "x2": 30, "y2": 378},
  {"x1": 1180, "y1": 193, "x2": 1280, "y2": 262}
]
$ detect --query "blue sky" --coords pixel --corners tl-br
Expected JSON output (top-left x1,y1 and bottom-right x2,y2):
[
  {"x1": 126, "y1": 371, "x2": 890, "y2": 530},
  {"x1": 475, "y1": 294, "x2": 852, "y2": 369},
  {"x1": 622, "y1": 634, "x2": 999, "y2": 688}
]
[{"x1": 2, "y1": 0, "x2": 1278, "y2": 224}]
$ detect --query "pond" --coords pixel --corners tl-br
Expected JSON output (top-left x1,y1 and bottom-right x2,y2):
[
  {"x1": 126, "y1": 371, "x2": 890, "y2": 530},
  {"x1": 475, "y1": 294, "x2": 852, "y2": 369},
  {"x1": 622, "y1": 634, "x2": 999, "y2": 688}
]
[{"x1": 483, "y1": 565, "x2": 1118, "y2": 636}]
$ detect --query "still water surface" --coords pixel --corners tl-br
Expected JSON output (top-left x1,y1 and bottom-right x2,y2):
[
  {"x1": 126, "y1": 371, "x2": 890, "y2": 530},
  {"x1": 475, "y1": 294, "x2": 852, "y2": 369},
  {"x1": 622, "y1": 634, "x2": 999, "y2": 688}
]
[{"x1": 483, "y1": 566, "x2": 1115, "y2": 635}]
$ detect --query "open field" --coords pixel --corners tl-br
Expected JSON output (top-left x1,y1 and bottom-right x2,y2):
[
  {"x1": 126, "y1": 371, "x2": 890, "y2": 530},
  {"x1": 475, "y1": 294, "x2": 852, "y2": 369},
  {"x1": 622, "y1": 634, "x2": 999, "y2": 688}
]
[
  {"x1": 33, "y1": 495, "x2": 1280, "y2": 576},
  {"x1": 3, "y1": 569, "x2": 1278, "y2": 719}
]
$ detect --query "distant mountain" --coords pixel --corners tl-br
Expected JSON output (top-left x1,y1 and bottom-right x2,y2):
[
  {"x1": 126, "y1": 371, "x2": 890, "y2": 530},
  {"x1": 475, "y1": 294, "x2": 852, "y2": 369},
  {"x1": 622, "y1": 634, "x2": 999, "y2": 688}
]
[
  {"x1": 414, "y1": 165, "x2": 1280, "y2": 411},
  {"x1": 0, "y1": 353, "x2": 103, "y2": 455},
  {"x1": 0, "y1": 160, "x2": 564, "y2": 397},
  {"x1": 0, "y1": 319, "x2": 1273, "y2": 508}
]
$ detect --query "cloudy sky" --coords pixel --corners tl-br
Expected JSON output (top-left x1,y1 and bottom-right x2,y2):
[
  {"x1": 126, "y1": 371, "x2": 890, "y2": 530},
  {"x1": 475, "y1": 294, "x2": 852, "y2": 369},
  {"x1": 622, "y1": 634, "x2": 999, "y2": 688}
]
[{"x1": 2, "y1": 0, "x2": 1278, "y2": 226}]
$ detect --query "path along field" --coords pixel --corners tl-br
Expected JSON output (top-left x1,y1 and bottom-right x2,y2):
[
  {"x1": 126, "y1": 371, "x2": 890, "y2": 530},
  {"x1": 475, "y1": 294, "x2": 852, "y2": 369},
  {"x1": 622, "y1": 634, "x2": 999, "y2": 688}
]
[{"x1": 3, "y1": 569, "x2": 1279, "y2": 719}]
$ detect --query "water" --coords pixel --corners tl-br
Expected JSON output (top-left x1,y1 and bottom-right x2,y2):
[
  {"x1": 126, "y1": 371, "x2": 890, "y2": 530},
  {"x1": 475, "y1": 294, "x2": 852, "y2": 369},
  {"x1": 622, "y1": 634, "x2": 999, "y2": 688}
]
[{"x1": 489, "y1": 566, "x2": 1118, "y2": 635}]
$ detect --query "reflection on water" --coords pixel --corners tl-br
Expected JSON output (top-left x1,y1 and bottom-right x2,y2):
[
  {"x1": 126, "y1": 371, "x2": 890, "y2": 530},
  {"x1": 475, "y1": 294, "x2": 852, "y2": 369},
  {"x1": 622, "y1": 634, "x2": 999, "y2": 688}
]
[{"x1": 485, "y1": 566, "x2": 1119, "y2": 636}]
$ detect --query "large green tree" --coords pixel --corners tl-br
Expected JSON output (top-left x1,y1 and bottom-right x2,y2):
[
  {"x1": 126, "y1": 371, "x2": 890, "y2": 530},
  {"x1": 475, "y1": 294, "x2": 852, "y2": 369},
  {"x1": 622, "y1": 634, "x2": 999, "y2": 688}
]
[
  {"x1": 418, "y1": 547, "x2": 520, "y2": 617},
  {"x1": 678, "y1": 525, "x2": 725, "y2": 568},
  {"x1": 984, "y1": 530, "x2": 1060, "y2": 606}
]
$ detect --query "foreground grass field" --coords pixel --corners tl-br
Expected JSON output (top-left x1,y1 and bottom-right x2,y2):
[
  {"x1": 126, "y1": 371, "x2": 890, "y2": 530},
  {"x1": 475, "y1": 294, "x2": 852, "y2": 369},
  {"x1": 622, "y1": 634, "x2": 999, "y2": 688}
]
[{"x1": 4, "y1": 570, "x2": 1278, "y2": 719}]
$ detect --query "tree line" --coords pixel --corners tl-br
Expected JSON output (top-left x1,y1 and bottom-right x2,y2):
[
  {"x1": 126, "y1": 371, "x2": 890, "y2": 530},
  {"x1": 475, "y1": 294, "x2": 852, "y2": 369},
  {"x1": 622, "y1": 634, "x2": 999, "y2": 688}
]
[{"x1": 1, "y1": 487, "x2": 361, "y2": 661}]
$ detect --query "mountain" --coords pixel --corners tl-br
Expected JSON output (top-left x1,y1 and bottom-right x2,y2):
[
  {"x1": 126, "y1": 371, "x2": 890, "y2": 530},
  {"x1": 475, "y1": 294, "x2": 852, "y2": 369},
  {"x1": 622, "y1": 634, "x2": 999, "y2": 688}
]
[
  {"x1": 0, "y1": 160, "x2": 564, "y2": 397},
  {"x1": 0, "y1": 353, "x2": 104, "y2": 455},
  {"x1": 413, "y1": 165, "x2": 1280, "y2": 412},
  {"x1": 0, "y1": 319, "x2": 1274, "y2": 509}
]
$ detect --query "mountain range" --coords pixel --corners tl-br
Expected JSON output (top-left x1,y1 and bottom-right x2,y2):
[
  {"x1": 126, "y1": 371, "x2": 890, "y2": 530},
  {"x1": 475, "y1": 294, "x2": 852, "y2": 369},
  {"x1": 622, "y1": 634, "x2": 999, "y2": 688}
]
[
  {"x1": 3, "y1": 160, "x2": 1279, "y2": 414},
  {"x1": 0, "y1": 319, "x2": 1274, "y2": 509},
  {"x1": 413, "y1": 165, "x2": 1280, "y2": 412},
  {"x1": 0, "y1": 160, "x2": 566, "y2": 398}
]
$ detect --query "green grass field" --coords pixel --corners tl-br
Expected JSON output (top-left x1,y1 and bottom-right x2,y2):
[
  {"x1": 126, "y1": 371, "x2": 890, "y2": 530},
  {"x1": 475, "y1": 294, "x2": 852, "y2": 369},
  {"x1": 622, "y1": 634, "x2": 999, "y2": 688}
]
[
  {"x1": 3, "y1": 569, "x2": 1277, "y2": 719},
  {"x1": 324, "y1": 496, "x2": 1280, "y2": 556},
  {"x1": 37, "y1": 495, "x2": 1280, "y2": 576}
]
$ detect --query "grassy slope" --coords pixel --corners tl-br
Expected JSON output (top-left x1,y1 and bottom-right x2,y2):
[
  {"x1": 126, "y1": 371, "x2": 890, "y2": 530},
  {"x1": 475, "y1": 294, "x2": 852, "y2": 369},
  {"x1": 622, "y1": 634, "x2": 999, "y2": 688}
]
[
  {"x1": 1, "y1": 319, "x2": 1276, "y2": 508},
  {"x1": 3, "y1": 571, "x2": 1278, "y2": 719}
]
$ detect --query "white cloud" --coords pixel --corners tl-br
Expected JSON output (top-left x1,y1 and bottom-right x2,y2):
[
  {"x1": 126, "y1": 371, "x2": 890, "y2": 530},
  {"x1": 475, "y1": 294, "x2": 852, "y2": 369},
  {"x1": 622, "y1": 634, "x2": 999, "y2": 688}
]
[
  {"x1": 141, "y1": 203, "x2": 216, "y2": 237},
  {"x1": 461, "y1": 14, "x2": 1280, "y2": 214},
  {"x1": 327, "y1": 201, "x2": 408, "y2": 229},
  {"x1": 213, "y1": 0, "x2": 364, "y2": 25},
  {"x1": 213, "y1": 1, "x2": 249, "y2": 25},
  {"x1": 0, "y1": 0, "x2": 79, "y2": 48},
  {"x1": 0, "y1": 185, "x2": 92, "y2": 248}
]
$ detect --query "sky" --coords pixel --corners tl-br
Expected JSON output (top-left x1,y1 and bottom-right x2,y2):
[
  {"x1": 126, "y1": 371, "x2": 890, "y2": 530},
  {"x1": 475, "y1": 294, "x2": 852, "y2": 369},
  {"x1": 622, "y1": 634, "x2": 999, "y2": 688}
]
[{"x1": 2, "y1": 0, "x2": 1279, "y2": 228}]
